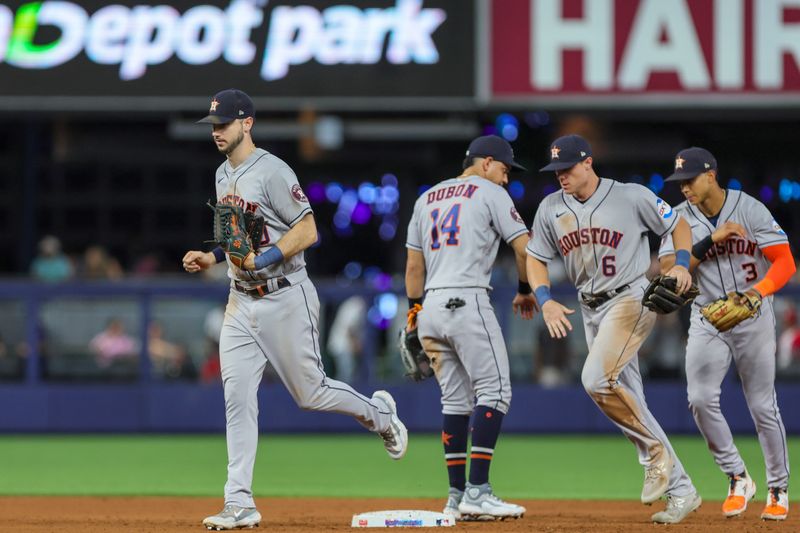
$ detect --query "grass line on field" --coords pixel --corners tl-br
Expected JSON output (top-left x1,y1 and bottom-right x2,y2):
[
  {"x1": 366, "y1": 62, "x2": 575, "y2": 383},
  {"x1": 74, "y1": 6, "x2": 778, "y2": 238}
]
[{"x1": 0, "y1": 434, "x2": 796, "y2": 500}]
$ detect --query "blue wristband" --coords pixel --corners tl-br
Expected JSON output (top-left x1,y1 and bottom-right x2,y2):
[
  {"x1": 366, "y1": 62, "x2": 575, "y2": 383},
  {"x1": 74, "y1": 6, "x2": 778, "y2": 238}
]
[
  {"x1": 212, "y1": 246, "x2": 225, "y2": 264},
  {"x1": 253, "y1": 246, "x2": 284, "y2": 270},
  {"x1": 534, "y1": 285, "x2": 552, "y2": 306},
  {"x1": 675, "y1": 249, "x2": 691, "y2": 269}
]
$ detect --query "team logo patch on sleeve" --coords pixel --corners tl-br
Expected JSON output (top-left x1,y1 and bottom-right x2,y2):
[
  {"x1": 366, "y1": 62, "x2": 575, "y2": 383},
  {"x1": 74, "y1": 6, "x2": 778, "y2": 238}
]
[
  {"x1": 656, "y1": 198, "x2": 673, "y2": 219},
  {"x1": 772, "y1": 219, "x2": 786, "y2": 235},
  {"x1": 291, "y1": 184, "x2": 309, "y2": 203},
  {"x1": 510, "y1": 207, "x2": 524, "y2": 224}
]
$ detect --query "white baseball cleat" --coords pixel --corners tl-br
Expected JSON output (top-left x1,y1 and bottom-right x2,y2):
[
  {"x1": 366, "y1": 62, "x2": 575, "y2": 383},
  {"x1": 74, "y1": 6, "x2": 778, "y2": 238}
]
[
  {"x1": 457, "y1": 482, "x2": 525, "y2": 520},
  {"x1": 372, "y1": 390, "x2": 408, "y2": 460},
  {"x1": 202, "y1": 505, "x2": 261, "y2": 530},
  {"x1": 442, "y1": 487, "x2": 463, "y2": 520},
  {"x1": 651, "y1": 491, "x2": 702, "y2": 524}
]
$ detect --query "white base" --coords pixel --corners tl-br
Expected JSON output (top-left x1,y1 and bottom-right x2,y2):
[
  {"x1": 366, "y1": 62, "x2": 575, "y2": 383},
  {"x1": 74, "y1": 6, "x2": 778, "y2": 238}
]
[{"x1": 351, "y1": 510, "x2": 455, "y2": 528}]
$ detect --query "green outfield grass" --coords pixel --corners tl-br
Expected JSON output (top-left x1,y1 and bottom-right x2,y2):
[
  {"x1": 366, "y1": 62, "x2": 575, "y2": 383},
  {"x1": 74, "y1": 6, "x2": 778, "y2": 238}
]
[{"x1": 0, "y1": 434, "x2": 796, "y2": 500}]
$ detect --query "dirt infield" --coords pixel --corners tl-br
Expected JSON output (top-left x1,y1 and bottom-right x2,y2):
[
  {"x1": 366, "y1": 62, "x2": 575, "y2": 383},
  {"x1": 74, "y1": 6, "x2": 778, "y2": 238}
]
[{"x1": 0, "y1": 496, "x2": 796, "y2": 532}]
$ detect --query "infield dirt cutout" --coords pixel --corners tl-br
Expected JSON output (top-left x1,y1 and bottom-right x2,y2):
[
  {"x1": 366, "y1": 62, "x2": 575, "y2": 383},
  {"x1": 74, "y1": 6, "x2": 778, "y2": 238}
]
[{"x1": 0, "y1": 496, "x2": 795, "y2": 532}]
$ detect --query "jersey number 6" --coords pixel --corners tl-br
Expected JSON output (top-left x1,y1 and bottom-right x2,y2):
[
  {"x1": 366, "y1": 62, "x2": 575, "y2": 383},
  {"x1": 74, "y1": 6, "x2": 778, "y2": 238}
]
[
  {"x1": 430, "y1": 204, "x2": 462, "y2": 249},
  {"x1": 602, "y1": 255, "x2": 616, "y2": 276}
]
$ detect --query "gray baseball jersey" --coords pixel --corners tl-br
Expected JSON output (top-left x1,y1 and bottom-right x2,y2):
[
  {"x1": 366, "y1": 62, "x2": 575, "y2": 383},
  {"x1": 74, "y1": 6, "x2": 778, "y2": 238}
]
[
  {"x1": 215, "y1": 148, "x2": 310, "y2": 286},
  {"x1": 526, "y1": 177, "x2": 696, "y2": 498},
  {"x1": 214, "y1": 148, "x2": 397, "y2": 508},
  {"x1": 659, "y1": 190, "x2": 789, "y2": 489},
  {"x1": 406, "y1": 175, "x2": 529, "y2": 290},
  {"x1": 527, "y1": 178, "x2": 678, "y2": 294},
  {"x1": 406, "y1": 174, "x2": 528, "y2": 414},
  {"x1": 659, "y1": 190, "x2": 788, "y2": 305}
]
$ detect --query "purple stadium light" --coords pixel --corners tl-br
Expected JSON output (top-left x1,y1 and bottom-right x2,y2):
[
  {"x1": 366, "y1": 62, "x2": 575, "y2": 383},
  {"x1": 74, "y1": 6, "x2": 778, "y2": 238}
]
[{"x1": 351, "y1": 202, "x2": 372, "y2": 224}]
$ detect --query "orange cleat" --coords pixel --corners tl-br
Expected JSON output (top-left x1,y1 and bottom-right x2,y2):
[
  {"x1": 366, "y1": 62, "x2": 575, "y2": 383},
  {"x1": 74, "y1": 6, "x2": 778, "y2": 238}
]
[
  {"x1": 760, "y1": 487, "x2": 789, "y2": 521},
  {"x1": 722, "y1": 471, "x2": 756, "y2": 517}
]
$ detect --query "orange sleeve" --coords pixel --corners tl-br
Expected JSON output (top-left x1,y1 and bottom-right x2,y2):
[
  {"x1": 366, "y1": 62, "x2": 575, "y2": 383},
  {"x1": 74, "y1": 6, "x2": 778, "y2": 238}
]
[{"x1": 752, "y1": 243, "x2": 796, "y2": 297}]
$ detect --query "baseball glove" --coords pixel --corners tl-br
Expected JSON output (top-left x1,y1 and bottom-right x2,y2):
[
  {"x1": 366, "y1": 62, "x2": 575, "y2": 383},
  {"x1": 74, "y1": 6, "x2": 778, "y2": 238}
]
[
  {"x1": 398, "y1": 304, "x2": 433, "y2": 382},
  {"x1": 398, "y1": 327, "x2": 433, "y2": 382},
  {"x1": 642, "y1": 275, "x2": 700, "y2": 314},
  {"x1": 243, "y1": 211, "x2": 265, "y2": 249},
  {"x1": 700, "y1": 290, "x2": 761, "y2": 332},
  {"x1": 209, "y1": 201, "x2": 255, "y2": 269}
]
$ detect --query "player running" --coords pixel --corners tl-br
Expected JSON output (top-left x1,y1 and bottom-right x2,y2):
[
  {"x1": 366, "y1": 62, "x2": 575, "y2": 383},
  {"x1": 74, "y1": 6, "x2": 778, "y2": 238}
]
[
  {"x1": 404, "y1": 135, "x2": 537, "y2": 521},
  {"x1": 659, "y1": 147, "x2": 793, "y2": 520},
  {"x1": 182, "y1": 89, "x2": 407, "y2": 531},
  {"x1": 526, "y1": 134, "x2": 701, "y2": 524}
]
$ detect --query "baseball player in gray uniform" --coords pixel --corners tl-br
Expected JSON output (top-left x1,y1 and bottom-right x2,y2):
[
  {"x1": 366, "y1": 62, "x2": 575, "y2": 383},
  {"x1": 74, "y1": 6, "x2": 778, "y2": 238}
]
[
  {"x1": 182, "y1": 89, "x2": 408, "y2": 530},
  {"x1": 526, "y1": 135, "x2": 701, "y2": 524},
  {"x1": 404, "y1": 135, "x2": 537, "y2": 521},
  {"x1": 659, "y1": 147, "x2": 793, "y2": 521}
]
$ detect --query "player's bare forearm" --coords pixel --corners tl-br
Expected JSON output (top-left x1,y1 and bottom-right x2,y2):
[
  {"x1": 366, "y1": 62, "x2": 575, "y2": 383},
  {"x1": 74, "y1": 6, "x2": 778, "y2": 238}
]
[
  {"x1": 405, "y1": 249, "x2": 426, "y2": 300},
  {"x1": 670, "y1": 217, "x2": 692, "y2": 253},
  {"x1": 274, "y1": 213, "x2": 318, "y2": 259},
  {"x1": 510, "y1": 234, "x2": 531, "y2": 283},
  {"x1": 665, "y1": 218, "x2": 694, "y2": 292},
  {"x1": 526, "y1": 255, "x2": 550, "y2": 289},
  {"x1": 526, "y1": 254, "x2": 572, "y2": 336}
]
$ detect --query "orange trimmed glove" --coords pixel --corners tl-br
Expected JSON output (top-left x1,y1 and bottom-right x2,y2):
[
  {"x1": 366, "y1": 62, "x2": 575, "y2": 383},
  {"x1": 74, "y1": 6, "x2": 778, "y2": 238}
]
[{"x1": 701, "y1": 290, "x2": 761, "y2": 332}]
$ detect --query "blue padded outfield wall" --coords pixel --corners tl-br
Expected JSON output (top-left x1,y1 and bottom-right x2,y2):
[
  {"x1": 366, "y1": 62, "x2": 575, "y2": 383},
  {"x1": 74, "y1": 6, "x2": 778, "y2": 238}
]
[
  {"x1": 1, "y1": 280, "x2": 800, "y2": 434},
  {"x1": 2, "y1": 381, "x2": 800, "y2": 434}
]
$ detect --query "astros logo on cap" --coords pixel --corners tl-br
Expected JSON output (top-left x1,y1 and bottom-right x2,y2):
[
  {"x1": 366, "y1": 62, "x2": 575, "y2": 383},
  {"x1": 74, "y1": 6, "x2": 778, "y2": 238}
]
[
  {"x1": 675, "y1": 156, "x2": 685, "y2": 170},
  {"x1": 551, "y1": 146, "x2": 561, "y2": 159},
  {"x1": 210, "y1": 99, "x2": 219, "y2": 112}
]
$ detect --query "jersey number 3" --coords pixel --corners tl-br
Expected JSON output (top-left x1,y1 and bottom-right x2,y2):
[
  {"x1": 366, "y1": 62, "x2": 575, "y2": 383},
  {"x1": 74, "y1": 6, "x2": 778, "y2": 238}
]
[{"x1": 430, "y1": 204, "x2": 461, "y2": 249}]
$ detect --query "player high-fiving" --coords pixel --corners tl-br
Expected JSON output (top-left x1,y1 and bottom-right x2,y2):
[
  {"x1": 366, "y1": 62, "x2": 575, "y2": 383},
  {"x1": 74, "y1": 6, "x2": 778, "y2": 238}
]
[{"x1": 526, "y1": 134, "x2": 701, "y2": 524}]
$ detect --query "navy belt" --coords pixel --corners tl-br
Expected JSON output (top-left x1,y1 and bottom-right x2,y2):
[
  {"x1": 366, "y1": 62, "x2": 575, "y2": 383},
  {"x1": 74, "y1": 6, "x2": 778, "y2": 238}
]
[
  {"x1": 580, "y1": 284, "x2": 630, "y2": 310},
  {"x1": 234, "y1": 277, "x2": 291, "y2": 298}
]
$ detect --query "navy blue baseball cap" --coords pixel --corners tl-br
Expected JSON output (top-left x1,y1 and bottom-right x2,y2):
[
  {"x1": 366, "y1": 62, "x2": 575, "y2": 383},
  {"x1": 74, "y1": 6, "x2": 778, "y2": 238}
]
[
  {"x1": 539, "y1": 134, "x2": 592, "y2": 171},
  {"x1": 665, "y1": 147, "x2": 717, "y2": 182},
  {"x1": 197, "y1": 89, "x2": 255, "y2": 124},
  {"x1": 465, "y1": 135, "x2": 527, "y2": 171}
]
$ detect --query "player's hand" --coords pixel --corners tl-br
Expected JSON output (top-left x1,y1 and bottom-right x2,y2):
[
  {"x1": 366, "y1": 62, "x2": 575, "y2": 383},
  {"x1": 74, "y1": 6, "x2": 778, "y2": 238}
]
[
  {"x1": 241, "y1": 254, "x2": 256, "y2": 270},
  {"x1": 712, "y1": 222, "x2": 746, "y2": 243},
  {"x1": 541, "y1": 300, "x2": 575, "y2": 339},
  {"x1": 665, "y1": 264, "x2": 692, "y2": 294},
  {"x1": 182, "y1": 251, "x2": 216, "y2": 273},
  {"x1": 512, "y1": 293, "x2": 539, "y2": 320}
]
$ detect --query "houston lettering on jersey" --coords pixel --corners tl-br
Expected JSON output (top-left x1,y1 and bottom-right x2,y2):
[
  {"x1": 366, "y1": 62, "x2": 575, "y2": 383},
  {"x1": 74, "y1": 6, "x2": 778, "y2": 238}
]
[
  {"x1": 705, "y1": 238, "x2": 757, "y2": 259},
  {"x1": 219, "y1": 194, "x2": 259, "y2": 213},
  {"x1": 426, "y1": 184, "x2": 478, "y2": 204},
  {"x1": 559, "y1": 228, "x2": 623, "y2": 256}
]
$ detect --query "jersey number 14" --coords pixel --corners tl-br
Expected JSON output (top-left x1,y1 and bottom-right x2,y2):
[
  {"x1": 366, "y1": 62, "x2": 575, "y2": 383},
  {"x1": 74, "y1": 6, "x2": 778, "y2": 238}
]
[{"x1": 430, "y1": 204, "x2": 461, "y2": 249}]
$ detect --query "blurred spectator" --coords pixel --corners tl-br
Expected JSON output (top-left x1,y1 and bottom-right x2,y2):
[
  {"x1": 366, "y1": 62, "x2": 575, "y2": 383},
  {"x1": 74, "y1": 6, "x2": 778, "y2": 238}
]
[
  {"x1": 638, "y1": 312, "x2": 686, "y2": 379},
  {"x1": 326, "y1": 295, "x2": 367, "y2": 382},
  {"x1": 132, "y1": 252, "x2": 163, "y2": 277},
  {"x1": 148, "y1": 321, "x2": 193, "y2": 379},
  {"x1": 0, "y1": 333, "x2": 21, "y2": 380},
  {"x1": 30, "y1": 235, "x2": 73, "y2": 282},
  {"x1": 533, "y1": 325, "x2": 570, "y2": 387},
  {"x1": 200, "y1": 304, "x2": 225, "y2": 383},
  {"x1": 777, "y1": 303, "x2": 800, "y2": 370},
  {"x1": 89, "y1": 318, "x2": 138, "y2": 368},
  {"x1": 78, "y1": 245, "x2": 123, "y2": 280}
]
